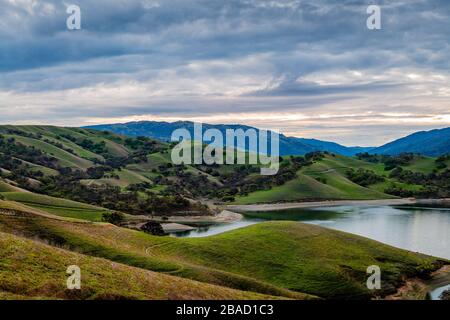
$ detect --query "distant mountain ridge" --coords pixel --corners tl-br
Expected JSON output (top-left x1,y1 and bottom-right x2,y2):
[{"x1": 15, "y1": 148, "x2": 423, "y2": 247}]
[
  {"x1": 85, "y1": 122, "x2": 450, "y2": 157},
  {"x1": 85, "y1": 121, "x2": 373, "y2": 156},
  {"x1": 370, "y1": 127, "x2": 450, "y2": 157}
]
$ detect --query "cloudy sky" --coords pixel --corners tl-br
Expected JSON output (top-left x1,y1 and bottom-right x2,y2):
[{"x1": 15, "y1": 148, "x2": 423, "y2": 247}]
[{"x1": 1, "y1": 0, "x2": 449, "y2": 146}]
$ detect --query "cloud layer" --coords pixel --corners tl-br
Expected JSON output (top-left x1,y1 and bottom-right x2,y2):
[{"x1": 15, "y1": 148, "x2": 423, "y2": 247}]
[{"x1": 1, "y1": 0, "x2": 449, "y2": 145}]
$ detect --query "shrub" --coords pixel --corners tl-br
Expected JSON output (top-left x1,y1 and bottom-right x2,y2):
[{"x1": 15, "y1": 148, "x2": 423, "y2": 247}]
[{"x1": 102, "y1": 211, "x2": 125, "y2": 225}]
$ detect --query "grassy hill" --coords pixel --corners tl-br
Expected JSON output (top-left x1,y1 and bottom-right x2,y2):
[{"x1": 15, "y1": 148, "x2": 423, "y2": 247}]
[
  {"x1": 0, "y1": 203, "x2": 445, "y2": 300},
  {"x1": 233, "y1": 153, "x2": 444, "y2": 204},
  {"x1": 0, "y1": 231, "x2": 277, "y2": 300},
  {"x1": 0, "y1": 191, "x2": 111, "y2": 222}
]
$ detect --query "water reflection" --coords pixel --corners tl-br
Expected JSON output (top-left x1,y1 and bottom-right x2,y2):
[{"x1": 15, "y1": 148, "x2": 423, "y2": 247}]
[
  {"x1": 170, "y1": 219, "x2": 259, "y2": 238},
  {"x1": 304, "y1": 205, "x2": 450, "y2": 260},
  {"x1": 429, "y1": 284, "x2": 450, "y2": 300}
]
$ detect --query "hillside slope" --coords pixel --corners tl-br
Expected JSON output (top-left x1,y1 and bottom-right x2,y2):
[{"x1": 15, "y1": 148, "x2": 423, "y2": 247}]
[
  {"x1": 0, "y1": 231, "x2": 277, "y2": 300},
  {"x1": 234, "y1": 153, "x2": 429, "y2": 204},
  {"x1": 0, "y1": 204, "x2": 444, "y2": 300}
]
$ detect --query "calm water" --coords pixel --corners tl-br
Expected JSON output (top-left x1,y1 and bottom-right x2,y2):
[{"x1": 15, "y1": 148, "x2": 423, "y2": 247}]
[
  {"x1": 301, "y1": 205, "x2": 450, "y2": 260},
  {"x1": 429, "y1": 284, "x2": 450, "y2": 300},
  {"x1": 173, "y1": 205, "x2": 450, "y2": 259},
  {"x1": 170, "y1": 219, "x2": 260, "y2": 238}
]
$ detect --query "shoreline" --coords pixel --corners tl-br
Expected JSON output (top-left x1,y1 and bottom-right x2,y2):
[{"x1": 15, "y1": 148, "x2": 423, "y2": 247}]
[
  {"x1": 385, "y1": 265, "x2": 450, "y2": 300},
  {"x1": 157, "y1": 210, "x2": 244, "y2": 232},
  {"x1": 227, "y1": 198, "x2": 419, "y2": 212}
]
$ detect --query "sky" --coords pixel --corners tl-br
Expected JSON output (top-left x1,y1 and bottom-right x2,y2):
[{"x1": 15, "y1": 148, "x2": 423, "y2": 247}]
[{"x1": 0, "y1": 0, "x2": 449, "y2": 146}]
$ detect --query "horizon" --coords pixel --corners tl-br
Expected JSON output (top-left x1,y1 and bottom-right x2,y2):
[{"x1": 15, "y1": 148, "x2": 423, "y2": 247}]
[
  {"x1": 83, "y1": 119, "x2": 450, "y2": 148},
  {"x1": 3, "y1": 119, "x2": 448, "y2": 148},
  {"x1": 1, "y1": 0, "x2": 450, "y2": 145}
]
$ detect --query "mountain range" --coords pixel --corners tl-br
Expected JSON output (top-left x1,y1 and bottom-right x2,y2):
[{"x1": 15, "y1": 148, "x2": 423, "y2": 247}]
[
  {"x1": 85, "y1": 122, "x2": 450, "y2": 157},
  {"x1": 371, "y1": 127, "x2": 450, "y2": 157}
]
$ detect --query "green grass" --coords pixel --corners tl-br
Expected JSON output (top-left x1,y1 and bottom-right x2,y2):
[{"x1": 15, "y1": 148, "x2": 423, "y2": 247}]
[
  {"x1": 0, "y1": 180, "x2": 22, "y2": 192},
  {"x1": 46, "y1": 136, "x2": 104, "y2": 161},
  {"x1": 0, "y1": 231, "x2": 275, "y2": 300},
  {"x1": 13, "y1": 158, "x2": 59, "y2": 176},
  {"x1": 6, "y1": 135, "x2": 93, "y2": 170},
  {"x1": 82, "y1": 169, "x2": 152, "y2": 188},
  {"x1": 402, "y1": 156, "x2": 437, "y2": 174},
  {"x1": 0, "y1": 192, "x2": 109, "y2": 222},
  {"x1": 235, "y1": 173, "x2": 344, "y2": 204},
  {"x1": 0, "y1": 209, "x2": 444, "y2": 300},
  {"x1": 235, "y1": 154, "x2": 395, "y2": 204},
  {"x1": 173, "y1": 222, "x2": 442, "y2": 299}
]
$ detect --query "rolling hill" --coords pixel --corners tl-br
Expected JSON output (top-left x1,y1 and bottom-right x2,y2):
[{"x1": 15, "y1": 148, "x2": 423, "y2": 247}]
[
  {"x1": 0, "y1": 230, "x2": 277, "y2": 300},
  {"x1": 232, "y1": 153, "x2": 444, "y2": 204},
  {"x1": 0, "y1": 201, "x2": 445, "y2": 300},
  {"x1": 1, "y1": 125, "x2": 448, "y2": 210}
]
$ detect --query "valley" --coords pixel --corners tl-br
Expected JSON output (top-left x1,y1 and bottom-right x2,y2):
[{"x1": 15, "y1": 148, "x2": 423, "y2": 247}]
[{"x1": 0, "y1": 124, "x2": 449, "y2": 300}]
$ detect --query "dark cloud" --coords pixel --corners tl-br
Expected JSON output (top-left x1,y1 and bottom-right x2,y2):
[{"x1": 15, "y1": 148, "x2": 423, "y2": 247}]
[
  {"x1": 0, "y1": 0, "x2": 449, "y2": 144},
  {"x1": 1, "y1": 0, "x2": 449, "y2": 74}
]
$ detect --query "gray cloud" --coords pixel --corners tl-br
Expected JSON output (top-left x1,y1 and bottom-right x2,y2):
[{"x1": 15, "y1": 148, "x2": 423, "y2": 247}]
[{"x1": 0, "y1": 0, "x2": 449, "y2": 145}]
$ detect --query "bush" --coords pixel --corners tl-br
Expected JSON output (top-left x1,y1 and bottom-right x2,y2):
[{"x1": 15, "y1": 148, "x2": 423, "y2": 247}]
[
  {"x1": 140, "y1": 221, "x2": 166, "y2": 236},
  {"x1": 102, "y1": 211, "x2": 125, "y2": 225},
  {"x1": 346, "y1": 168, "x2": 384, "y2": 187}
]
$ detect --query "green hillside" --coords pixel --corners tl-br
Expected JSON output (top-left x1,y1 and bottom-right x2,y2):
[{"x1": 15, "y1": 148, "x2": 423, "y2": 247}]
[
  {"x1": 0, "y1": 180, "x2": 23, "y2": 192},
  {"x1": 0, "y1": 191, "x2": 111, "y2": 222},
  {"x1": 1, "y1": 125, "x2": 448, "y2": 210},
  {"x1": 234, "y1": 153, "x2": 445, "y2": 204},
  {"x1": 0, "y1": 231, "x2": 276, "y2": 300},
  {"x1": 0, "y1": 205, "x2": 445, "y2": 300}
]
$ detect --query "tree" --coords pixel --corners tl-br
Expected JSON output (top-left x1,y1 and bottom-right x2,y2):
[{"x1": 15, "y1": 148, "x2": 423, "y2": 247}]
[{"x1": 101, "y1": 211, "x2": 125, "y2": 225}]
